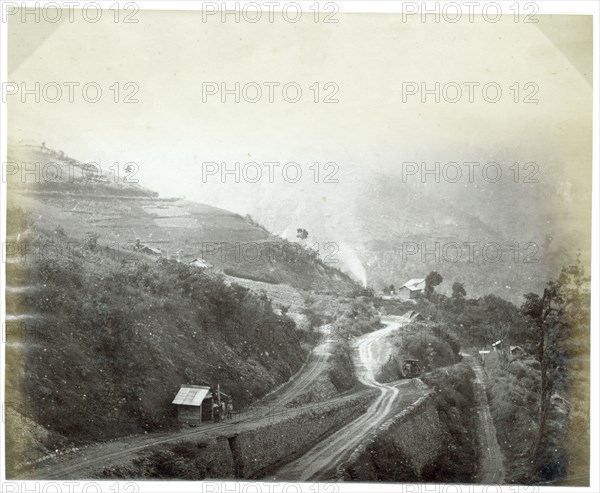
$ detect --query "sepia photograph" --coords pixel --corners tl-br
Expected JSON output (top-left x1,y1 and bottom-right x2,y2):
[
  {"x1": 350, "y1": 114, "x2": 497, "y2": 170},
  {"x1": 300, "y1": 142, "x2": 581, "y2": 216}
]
[{"x1": 1, "y1": 1, "x2": 598, "y2": 491}]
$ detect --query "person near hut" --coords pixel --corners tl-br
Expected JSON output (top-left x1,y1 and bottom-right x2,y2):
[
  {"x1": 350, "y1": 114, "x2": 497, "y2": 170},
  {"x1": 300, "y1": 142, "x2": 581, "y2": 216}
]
[
  {"x1": 213, "y1": 400, "x2": 221, "y2": 422},
  {"x1": 226, "y1": 398, "x2": 233, "y2": 420}
]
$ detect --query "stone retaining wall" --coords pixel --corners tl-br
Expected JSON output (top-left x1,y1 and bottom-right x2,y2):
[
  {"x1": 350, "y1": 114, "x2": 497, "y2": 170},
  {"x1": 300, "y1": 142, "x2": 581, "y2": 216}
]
[{"x1": 340, "y1": 391, "x2": 444, "y2": 481}]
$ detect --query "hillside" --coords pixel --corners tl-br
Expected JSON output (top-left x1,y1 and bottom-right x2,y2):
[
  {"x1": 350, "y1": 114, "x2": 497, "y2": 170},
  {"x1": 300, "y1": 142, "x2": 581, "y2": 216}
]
[
  {"x1": 4, "y1": 143, "x2": 361, "y2": 475},
  {"x1": 243, "y1": 166, "x2": 589, "y2": 303},
  {"x1": 5, "y1": 230, "x2": 310, "y2": 472},
  {"x1": 7, "y1": 143, "x2": 359, "y2": 293}
]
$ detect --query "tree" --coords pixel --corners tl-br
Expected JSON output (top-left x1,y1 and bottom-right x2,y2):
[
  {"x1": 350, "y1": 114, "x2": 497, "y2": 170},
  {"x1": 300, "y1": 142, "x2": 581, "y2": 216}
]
[
  {"x1": 451, "y1": 282, "x2": 466, "y2": 300},
  {"x1": 521, "y1": 255, "x2": 590, "y2": 477},
  {"x1": 85, "y1": 232, "x2": 101, "y2": 252},
  {"x1": 521, "y1": 292, "x2": 543, "y2": 321},
  {"x1": 54, "y1": 225, "x2": 67, "y2": 239},
  {"x1": 296, "y1": 228, "x2": 308, "y2": 240},
  {"x1": 383, "y1": 284, "x2": 396, "y2": 295},
  {"x1": 424, "y1": 271, "x2": 443, "y2": 297}
]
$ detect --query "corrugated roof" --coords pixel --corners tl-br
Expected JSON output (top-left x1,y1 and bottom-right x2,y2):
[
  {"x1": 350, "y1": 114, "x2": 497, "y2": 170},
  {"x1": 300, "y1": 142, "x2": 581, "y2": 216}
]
[
  {"x1": 140, "y1": 245, "x2": 162, "y2": 255},
  {"x1": 402, "y1": 279, "x2": 425, "y2": 290},
  {"x1": 190, "y1": 258, "x2": 212, "y2": 268},
  {"x1": 172, "y1": 385, "x2": 211, "y2": 406}
]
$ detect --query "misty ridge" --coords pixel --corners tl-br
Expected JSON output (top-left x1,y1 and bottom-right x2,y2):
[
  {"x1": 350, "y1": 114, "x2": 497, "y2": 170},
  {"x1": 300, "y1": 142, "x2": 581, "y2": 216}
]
[
  {"x1": 5, "y1": 139, "x2": 590, "y2": 303},
  {"x1": 195, "y1": 157, "x2": 589, "y2": 302}
]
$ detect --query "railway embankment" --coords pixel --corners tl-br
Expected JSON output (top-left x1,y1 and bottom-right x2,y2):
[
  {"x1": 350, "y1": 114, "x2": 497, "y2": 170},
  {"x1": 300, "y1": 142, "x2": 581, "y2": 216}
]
[
  {"x1": 97, "y1": 391, "x2": 375, "y2": 479},
  {"x1": 341, "y1": 363, "x2": 479, "y2": 483}
]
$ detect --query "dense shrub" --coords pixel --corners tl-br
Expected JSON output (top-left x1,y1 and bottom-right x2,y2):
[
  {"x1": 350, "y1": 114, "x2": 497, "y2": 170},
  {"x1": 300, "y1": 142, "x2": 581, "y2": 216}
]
[
  {"x1": 402, "y1": 330, "x2": 457, "y2": 372},
  {"x1": 333, "y1": 297, "x2": 382, "y2": 337},
  {"x1": 327, "y1": 343, "x2": 356, "y2": 392}
]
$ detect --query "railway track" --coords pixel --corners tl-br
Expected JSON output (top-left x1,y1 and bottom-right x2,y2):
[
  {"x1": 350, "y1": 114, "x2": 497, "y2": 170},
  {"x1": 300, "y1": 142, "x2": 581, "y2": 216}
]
[{"x1": 21, "y1": 389, "x2": 374, "y2": 480}]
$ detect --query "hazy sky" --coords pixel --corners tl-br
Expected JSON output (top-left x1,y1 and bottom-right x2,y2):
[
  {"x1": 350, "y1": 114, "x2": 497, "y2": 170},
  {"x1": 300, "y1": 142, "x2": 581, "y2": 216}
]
[{"x1": 8, "y1": 11, "x2": 592, "y2": 216}]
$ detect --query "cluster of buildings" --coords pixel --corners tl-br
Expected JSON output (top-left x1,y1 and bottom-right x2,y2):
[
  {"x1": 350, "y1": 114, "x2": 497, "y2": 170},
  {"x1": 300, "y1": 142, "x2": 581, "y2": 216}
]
[{"x1": 133, "y1": 239, "x2": 212, "y2": 269}]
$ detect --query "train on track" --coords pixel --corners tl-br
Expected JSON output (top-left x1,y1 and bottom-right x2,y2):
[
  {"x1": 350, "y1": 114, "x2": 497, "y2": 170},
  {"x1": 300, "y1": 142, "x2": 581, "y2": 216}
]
[{"x1": 400, "y1": 359, "x2": 422, "y2": 378}]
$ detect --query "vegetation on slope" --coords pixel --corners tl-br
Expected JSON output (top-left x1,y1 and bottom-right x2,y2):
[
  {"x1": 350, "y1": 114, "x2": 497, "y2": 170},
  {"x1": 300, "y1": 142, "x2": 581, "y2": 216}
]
[
  {"x1": 379, "y1": 267, "x2": 589, "y2": 485},
  {"x1": 420, "y1": 363, "x2": 478, "y2": 482},
  {"x1": 6, "y1": 225, "x2": 309, "y2": 471},
  {"x1": 376, "y1": 321, "x2": 461, "y2": 383}
]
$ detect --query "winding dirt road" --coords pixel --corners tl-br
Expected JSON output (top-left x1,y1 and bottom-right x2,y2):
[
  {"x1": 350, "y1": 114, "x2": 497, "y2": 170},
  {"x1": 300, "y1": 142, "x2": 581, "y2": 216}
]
[
  {"x1": 270, "y1": 316, "x2": 426, "y2": 480},
  {"x1": 260, "y1": 324, "x2": 337, "y2": 409}
]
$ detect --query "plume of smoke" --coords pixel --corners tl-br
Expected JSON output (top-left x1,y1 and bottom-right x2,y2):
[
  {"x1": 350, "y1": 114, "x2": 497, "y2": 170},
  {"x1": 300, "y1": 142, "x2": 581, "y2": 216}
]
[
  {"x1": 338, "y1": 242, "x2": 367, "y2": 287},
  {"x1": 277, "y1": 225, "x2": 368, "y2": 288}
]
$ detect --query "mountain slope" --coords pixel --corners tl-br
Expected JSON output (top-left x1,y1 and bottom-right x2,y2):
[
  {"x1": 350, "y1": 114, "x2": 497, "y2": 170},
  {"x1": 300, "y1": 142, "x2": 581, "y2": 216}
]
[
  {"x1": 244, "y1": 166, "x2": 588, "y2": 302},
  {"x1": 5, "y1": 143, "x2": 361, "y2": 474},
  {"x1": 7, "y1": 143, "x2": 359, "y2": 293}
]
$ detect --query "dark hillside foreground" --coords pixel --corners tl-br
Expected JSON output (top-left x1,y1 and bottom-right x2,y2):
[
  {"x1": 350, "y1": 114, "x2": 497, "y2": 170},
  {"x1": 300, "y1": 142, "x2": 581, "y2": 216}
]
[
  {"x1": 420, "y1": 364, "x2": 478, "y2": 482},
  {"x1": 5, "y1": 228, "x2": 309, "y2": 474}
]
